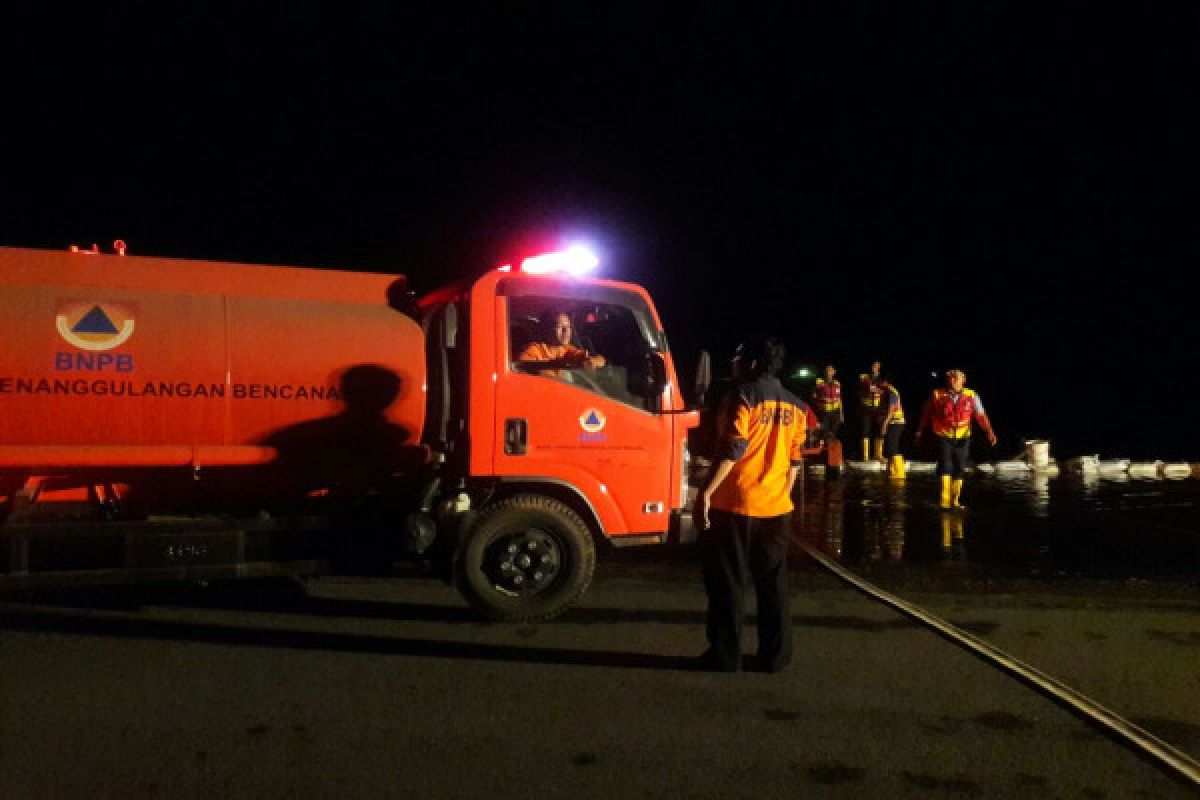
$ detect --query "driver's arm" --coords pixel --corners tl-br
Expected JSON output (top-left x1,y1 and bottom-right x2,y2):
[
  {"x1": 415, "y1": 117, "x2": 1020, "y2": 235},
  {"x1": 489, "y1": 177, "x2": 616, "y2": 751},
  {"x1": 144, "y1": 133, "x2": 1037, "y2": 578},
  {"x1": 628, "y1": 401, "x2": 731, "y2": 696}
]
[
  {"x1": 517, "y1": 341, "x2": 604, "y2": 371},
  {"x1": 517, "y1": 342, "x2": 569, "y2": 370},
  {"x1": 561, "y1": 345, "x2": 604, "y2": 370}
]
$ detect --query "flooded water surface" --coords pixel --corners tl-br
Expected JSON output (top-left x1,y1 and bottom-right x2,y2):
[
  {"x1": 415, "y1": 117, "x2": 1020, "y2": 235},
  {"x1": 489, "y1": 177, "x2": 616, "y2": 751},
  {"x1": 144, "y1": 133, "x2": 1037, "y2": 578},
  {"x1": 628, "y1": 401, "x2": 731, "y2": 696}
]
[{"x1": 796, "y1": 469, "x2": 1200, "y2": 585}]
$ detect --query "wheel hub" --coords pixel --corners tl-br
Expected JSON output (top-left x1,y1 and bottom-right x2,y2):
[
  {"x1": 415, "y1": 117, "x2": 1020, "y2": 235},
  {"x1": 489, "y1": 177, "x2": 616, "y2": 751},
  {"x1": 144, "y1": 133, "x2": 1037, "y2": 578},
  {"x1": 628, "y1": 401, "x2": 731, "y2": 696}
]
[{"x1": 487, "y1": 527, "x2": 562, "y2": 595}]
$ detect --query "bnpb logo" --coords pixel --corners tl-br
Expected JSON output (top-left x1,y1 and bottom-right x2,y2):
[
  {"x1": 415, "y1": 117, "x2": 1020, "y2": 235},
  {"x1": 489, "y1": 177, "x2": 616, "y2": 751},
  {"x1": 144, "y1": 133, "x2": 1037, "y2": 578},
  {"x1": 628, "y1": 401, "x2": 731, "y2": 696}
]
[
  {"x1": 579, "y1": 408, "x2": 606, "y2": 434},
  {"x1": 56, "y1": 303, "x2": 136, "y2": 351},
  {"x1": 54, "y1": 302, "x2": 136, "y2": 373}
]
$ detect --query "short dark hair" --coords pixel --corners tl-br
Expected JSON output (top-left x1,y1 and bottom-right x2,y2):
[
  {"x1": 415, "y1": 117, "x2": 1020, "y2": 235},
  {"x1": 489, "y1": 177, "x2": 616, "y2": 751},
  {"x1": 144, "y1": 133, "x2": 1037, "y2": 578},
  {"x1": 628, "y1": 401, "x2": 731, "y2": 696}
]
[
  {"x1": 538, "y1": 308, "x2": 571, "y2": 340},
  {"x1": 735, "y1": 333, "x2": 786, "y2": 378}
]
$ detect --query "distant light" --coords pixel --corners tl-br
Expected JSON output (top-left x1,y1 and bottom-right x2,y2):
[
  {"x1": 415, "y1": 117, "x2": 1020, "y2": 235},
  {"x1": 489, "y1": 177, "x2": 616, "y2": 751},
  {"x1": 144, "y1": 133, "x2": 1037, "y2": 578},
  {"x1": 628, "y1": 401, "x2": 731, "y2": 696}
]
[
  {"x1": 497, "y1": 264, "x2": 512, "y2": 272},
  {"x1": 793, "y1": 367, "x2": 813, "y2": 379},
  {"x1": 520, "y1": 246, "x2": 599, "y2": 276},
  {"x1": 930, "y1": 371, "x2": 938, "y2": 378}
]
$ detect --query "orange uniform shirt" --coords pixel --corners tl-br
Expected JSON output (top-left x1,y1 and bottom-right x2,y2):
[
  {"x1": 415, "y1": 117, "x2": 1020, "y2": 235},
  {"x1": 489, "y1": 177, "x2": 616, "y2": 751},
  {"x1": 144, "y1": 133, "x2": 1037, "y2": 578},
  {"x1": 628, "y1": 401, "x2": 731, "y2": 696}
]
[
  {"x1": 517, "y1": 341, "x2": 592, "y2": 367},
  {"x1": 710, "y1": 376, "x2": 808, "y2": 518}
]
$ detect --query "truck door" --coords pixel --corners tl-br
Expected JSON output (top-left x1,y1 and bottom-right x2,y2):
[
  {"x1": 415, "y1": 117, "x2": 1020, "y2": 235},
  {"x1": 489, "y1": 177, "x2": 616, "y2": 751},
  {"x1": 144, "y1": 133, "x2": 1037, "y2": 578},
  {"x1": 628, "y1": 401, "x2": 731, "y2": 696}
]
[{"x1": 493, "y1": 281, "x2": 674, "y2": 536}]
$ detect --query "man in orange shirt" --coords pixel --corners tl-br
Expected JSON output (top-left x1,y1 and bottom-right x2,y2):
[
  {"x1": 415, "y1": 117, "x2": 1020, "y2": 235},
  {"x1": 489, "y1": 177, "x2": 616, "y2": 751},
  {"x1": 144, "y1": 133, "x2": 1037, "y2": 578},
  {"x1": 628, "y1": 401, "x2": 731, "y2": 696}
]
[
  {"x1": 695, "y1": 333, "x2": 807, "y2": 673},
  {"x1": 516, "y1": 311, "x2": 605, "y2": 376}
]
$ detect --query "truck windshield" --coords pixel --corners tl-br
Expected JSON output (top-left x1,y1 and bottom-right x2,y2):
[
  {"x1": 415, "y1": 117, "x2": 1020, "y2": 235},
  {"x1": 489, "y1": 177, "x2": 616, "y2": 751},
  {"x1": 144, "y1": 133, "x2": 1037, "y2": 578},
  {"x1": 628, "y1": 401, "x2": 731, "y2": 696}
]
[{"x1": 505, "y1": 287, "x2": 665, "y2": 411}]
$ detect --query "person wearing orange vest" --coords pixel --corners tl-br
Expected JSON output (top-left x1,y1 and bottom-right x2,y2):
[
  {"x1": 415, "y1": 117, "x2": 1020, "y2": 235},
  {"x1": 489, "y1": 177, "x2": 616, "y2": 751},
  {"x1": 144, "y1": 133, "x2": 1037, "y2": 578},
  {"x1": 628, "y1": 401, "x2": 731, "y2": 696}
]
[
  {"x1": 916, "y1": 369, "x2": 997, "y2": 509},
  {"x1": 858, "y1": 360, "x2": 885, "y2": 462},
  {"x1": 695, "y1": 333, "x2": 807, "y2": 673},
  {"x1": 517, "y1": 310, "x2": 605, "y2": 378},
  {"x1": 812, "y1": 364, "x2": 844, "y2": 439},
  {"x1": 878, "y1": 378, "x2": 906, "y2": 478}
]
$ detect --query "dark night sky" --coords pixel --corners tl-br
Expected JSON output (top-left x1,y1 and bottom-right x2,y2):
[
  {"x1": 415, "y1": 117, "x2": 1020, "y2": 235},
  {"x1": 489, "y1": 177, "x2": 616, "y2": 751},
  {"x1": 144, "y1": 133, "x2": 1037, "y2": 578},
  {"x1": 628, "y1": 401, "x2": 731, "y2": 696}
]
[{"x1": 3, "y1": 3, "x2": 1197, "y2": 458}]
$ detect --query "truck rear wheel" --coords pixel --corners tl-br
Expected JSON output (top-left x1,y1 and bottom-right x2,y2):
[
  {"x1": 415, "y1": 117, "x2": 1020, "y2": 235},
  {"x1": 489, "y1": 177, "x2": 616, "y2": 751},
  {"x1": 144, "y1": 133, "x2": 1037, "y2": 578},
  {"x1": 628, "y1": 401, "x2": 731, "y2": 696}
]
[{"x1": 455, "y1": 494, "x2": 595, "y2": 623}]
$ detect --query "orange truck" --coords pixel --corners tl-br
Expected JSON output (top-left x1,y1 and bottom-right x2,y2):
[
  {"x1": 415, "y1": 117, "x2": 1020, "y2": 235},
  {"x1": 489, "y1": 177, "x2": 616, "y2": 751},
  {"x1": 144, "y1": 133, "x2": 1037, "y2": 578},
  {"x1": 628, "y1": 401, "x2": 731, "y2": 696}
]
[{"x1": 0, "y1": 244, "x2": 699, "y2": 621}]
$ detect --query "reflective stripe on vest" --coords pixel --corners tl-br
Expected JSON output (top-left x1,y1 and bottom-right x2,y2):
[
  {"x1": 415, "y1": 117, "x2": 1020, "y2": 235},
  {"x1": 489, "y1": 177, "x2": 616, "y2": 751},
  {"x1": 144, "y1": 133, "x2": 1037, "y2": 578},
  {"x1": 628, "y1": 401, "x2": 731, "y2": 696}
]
[
  {"x1": 815, "y1": 379, "x2": 842, "y2": 412},
  {"x1": 860, "y1": 374, "x2": 882, "y2": 408},
  {"x1": 885, "y1": 388, "x2": 905, "y2": 425},
  {"x1": 931, "y1": 387, "x2": 976, "y2": 439}
]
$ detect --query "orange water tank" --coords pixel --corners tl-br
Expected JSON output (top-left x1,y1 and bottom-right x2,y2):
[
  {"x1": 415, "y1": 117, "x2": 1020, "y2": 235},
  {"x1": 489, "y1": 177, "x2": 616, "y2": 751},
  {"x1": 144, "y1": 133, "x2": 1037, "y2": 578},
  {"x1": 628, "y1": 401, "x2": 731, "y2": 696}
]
[{"x1": 0, "y1": 246, "x2": 426, "y2": 472}]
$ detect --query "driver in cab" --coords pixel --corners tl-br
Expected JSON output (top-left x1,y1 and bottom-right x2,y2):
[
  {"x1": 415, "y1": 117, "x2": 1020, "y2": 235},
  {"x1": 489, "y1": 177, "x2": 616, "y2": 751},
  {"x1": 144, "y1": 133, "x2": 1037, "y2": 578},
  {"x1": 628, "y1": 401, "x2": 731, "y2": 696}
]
[{"x1": 517, "y1": 310, "x2": 605, "y2": 377}]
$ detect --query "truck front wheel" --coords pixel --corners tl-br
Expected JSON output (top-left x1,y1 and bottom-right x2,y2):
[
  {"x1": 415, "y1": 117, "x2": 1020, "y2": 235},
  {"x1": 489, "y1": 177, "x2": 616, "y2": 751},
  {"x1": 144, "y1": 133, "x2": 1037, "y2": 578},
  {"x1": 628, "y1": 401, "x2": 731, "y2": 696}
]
[{"x1": 455, "y1": 494, "x2": 595, "y2": 622}]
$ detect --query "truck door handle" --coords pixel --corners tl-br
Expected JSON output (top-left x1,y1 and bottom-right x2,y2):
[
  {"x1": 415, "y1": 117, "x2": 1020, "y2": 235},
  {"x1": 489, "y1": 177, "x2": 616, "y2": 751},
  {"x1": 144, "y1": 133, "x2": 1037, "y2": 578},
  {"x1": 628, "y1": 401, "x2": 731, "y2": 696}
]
[{"x1": 504, "y1": 418, "x2": 528, "y2": 455}]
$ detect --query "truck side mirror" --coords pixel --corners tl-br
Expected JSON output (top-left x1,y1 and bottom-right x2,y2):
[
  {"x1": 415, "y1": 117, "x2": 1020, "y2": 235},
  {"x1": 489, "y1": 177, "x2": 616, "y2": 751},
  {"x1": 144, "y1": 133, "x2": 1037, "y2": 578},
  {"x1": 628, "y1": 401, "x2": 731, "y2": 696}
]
[{"x1": 694, "y1": 350, "x2": 711, "y2": 406}]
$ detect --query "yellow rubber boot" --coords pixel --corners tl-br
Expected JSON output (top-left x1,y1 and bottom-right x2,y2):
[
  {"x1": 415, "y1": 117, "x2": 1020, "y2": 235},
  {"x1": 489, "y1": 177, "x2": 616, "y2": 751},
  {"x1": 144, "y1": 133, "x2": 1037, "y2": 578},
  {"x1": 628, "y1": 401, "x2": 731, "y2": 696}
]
[
  {"x1": 939, "y1": 475, "x2": 953, "y2": 509},
  {"x1": 873, "y1": 439, "x2": 885, "y2": 462},
  {"x1": 951, "y1": 479, "x2": 965, "y2": 508},
  {"x1": 941, "y1": 514, "x2": 965, "y2": 555},
  {"x1": 888, "y1": 454, "x2": 906, "y2": 479},
  {"x1": 949, "y1": 514, "x2": 964, "y2": 542},
  {"x1": 861, "y1": 438, "x2": 871, "y2": 462}
]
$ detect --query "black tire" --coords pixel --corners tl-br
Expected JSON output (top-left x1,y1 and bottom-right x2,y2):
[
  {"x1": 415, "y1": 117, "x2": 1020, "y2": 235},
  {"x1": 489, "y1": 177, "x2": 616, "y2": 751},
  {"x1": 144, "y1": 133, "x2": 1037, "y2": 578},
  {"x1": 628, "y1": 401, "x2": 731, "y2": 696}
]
[{"x1": 455, "y1": 494, "x2": 595, "y2": 623}]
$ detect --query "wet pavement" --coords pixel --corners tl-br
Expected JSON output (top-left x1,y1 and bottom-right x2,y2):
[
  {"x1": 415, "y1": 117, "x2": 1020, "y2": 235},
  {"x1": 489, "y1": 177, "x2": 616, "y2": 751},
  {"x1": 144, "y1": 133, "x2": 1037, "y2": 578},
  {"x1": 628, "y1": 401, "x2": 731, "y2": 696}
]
[
  {"x1": 608, "y1": 467, "x2": 1200, "y2": 766},
  {"x1": 2, "y1": 573, "x2": 1195, "y2": 798},
  {"x1": 794, "y1": 468, "x2": 1200, "y2": 765},
  {"x1": 2, "y1": 469, "x2": 1197, "y2": 797}
]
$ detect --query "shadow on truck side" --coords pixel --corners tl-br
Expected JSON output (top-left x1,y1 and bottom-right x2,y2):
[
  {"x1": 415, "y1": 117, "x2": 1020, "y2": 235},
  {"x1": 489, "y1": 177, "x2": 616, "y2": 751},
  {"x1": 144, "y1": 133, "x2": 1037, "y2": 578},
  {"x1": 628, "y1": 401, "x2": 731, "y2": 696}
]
[
  {"x1": 260, "y1": 363, "x2": 419, "y2": 493},
  {"x1": 252, "y1": 364, "x2": 428, "y2": 573}
]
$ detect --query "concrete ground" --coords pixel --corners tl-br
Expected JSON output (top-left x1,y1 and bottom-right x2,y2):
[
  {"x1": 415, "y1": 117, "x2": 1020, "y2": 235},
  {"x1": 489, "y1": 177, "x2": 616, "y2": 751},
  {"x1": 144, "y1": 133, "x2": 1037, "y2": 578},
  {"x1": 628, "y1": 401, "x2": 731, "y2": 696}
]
[
  {"x1": 1, "y1": 567, "x2": 1195, "y2": 799},
  {"x1": 897, "y1": 588, "x2": 1200, "y2": 761}
]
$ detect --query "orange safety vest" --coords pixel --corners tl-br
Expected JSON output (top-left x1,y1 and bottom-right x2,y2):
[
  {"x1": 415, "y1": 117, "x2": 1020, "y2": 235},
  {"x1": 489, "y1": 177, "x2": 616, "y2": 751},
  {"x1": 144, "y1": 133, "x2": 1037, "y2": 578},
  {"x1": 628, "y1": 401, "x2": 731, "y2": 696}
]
[
  {"x1": 813, "y1": 378, "x2": 842, "y2": 412},
  {"x1": 859, "y1": 374, "x2": 882, "y2": 408},
  {"x1": 929, "y1": 387, "x2": 978, "y2": 439},
  {"x1": 517, "y1": 341, "x2": 591, "y2": 367}
]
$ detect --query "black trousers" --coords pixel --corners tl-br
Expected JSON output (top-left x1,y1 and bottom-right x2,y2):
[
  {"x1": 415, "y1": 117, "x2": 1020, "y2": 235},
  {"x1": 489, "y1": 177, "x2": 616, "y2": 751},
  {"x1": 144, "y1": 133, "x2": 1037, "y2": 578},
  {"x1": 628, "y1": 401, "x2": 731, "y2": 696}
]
[
  {"x1": 817, "y1": 409, "x2": 842, "y2": 438},
  {"x1": 936, "y1": 436, "x2": 970, "y2": 478},
  {"x1": 701, "y1": 510, "x2": 792, "y2": 671},
  {"x1": 859, "y1": 409, "x2": 883, "y2": 438},
  {"x1": 884, "y1": 423, "x2": 905, "y2": 458}
]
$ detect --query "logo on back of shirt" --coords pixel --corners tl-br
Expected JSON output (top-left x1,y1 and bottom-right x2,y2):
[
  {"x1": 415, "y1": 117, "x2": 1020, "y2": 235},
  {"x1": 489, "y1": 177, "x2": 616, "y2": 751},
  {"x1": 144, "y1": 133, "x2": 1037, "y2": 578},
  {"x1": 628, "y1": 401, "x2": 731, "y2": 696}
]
[{"x1": 758, "y1": 405, "x2": 795, "y2": 426}]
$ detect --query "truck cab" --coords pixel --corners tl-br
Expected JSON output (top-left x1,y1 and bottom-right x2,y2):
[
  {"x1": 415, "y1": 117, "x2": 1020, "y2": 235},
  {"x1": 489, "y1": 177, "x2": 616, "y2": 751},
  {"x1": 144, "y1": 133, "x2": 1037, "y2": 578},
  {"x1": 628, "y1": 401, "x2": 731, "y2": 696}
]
[{"x1": 421, "y1": 257, "x2": 698, "y2": 621}]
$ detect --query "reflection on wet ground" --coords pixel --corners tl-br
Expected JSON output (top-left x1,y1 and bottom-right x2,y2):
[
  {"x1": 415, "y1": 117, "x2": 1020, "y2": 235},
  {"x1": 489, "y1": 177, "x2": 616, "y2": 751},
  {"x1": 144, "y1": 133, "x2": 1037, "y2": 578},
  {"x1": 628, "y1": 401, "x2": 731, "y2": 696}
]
[
  {"x1": 796, "y1": 470, "x2": 1200, "y2": 761},
  {"x1": 600, "y1": 469, "x2": 1200, "y2": 763},
  {"x1": 796, "y1": 471, "x2": 1200, "y2": 583}
]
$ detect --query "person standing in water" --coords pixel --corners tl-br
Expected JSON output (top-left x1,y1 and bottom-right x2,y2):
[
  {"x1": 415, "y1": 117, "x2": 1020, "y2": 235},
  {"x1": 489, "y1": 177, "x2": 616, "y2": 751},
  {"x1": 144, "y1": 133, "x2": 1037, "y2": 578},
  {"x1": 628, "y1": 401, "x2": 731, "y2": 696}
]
[{"x1": 916, "y1": 369, "x2": 998, "y2": 509}]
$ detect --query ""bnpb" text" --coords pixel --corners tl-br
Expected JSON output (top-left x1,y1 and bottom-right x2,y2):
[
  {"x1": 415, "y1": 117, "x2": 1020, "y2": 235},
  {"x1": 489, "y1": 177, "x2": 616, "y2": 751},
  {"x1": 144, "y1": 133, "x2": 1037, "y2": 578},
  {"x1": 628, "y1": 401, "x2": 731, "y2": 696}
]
[{"x1": 55, "y1": 352, "x2": 135, "y2": 372}]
